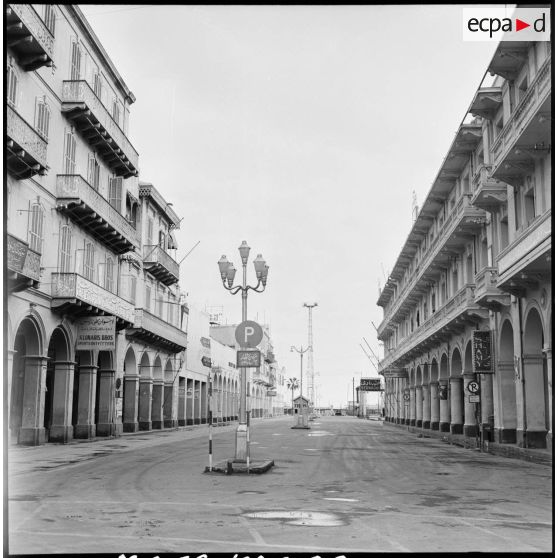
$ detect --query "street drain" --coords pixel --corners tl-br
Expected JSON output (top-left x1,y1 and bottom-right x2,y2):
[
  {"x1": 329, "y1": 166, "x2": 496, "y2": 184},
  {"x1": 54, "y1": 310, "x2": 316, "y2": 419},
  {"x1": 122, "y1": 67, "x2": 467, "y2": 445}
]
[{"x1": 245, "y1": 511, "x2": 344, "y2": 526}]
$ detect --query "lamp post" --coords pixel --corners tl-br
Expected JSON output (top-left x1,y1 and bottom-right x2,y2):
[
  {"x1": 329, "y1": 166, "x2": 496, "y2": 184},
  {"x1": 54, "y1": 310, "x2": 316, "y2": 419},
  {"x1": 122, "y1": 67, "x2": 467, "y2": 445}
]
[
  {"x1": 218, "y1": 241, "x2": 268, "y2": 461},
  {"x1": 291, "y1": 345, "x2": 310, "y2": 428}
]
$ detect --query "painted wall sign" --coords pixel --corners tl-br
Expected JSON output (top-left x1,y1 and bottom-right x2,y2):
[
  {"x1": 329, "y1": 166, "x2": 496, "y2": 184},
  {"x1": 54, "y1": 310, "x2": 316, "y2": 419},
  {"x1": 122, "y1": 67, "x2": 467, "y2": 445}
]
[
  {"x1": 473, "y1": 330, "x2": 493, "y2": 373},
  {"x1": 237, "y1": 350, "x2": 261, "y2": 368},
  {"x1": 76, "y1": 316, "x2": 116, "y2": 350}
]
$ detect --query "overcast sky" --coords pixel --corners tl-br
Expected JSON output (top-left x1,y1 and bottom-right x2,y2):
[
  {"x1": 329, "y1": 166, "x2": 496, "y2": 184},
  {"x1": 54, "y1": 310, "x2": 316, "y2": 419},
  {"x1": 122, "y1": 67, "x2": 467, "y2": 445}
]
[{"x1": 81, "y1": 4, "x2": 497, "y2": 407}]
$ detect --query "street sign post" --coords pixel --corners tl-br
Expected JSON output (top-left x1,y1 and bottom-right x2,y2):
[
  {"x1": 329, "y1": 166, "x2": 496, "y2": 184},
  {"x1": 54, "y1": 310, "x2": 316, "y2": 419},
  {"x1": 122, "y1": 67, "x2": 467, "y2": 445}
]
[{"x1": 235, "y1": 320, "x2": 263, "y2": 348}]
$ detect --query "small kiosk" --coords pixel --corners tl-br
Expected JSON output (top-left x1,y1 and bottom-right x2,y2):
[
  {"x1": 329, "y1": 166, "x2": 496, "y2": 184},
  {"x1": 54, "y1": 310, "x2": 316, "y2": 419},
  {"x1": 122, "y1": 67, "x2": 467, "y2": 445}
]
[{"x1": 292, "y1": 395, "x2": 311, "y2": 429}]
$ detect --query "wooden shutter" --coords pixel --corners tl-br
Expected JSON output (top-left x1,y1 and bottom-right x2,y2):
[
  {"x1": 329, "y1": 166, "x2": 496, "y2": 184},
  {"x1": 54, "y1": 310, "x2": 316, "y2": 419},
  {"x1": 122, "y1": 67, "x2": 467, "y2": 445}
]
[
  {"x1": 60, "y1": 226, "x2": 72, "y2": 273},
  {"x1": 64, "y1": 131, "x2": 76, "y2": 174},
  {"x1": 70, "y1": 42, "x2": 81, "y2": 80},
  {"x1": 108, "y1": 177, "x2": 123, "y2": 211},
  {"x1": 28, "y1": 203, "x2": 44, "y2": 253}
]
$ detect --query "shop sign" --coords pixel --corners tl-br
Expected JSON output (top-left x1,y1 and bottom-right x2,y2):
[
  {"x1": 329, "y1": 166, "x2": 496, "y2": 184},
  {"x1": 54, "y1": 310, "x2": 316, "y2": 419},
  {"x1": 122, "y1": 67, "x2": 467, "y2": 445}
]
[
  {"x1": 473, "y1": 330, "x2": 493, "y2": 373},
  {"x1": 360, "y1": 378, "x2": 383, "y2": 391},
  {"x1": 76, "y1": 316, "x2": 116, "y2": 350}
]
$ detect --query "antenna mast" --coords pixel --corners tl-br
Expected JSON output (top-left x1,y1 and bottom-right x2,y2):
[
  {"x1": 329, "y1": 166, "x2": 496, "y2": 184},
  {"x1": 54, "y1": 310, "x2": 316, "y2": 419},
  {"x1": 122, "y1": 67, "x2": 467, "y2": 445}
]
[{"x1": 303, "y1": 302, "x2": 318, "y2": 406}]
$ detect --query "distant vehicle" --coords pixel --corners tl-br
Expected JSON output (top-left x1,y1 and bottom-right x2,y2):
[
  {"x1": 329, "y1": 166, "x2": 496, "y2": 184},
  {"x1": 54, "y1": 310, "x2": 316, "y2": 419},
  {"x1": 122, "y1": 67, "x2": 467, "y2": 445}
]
[{"x1": 334, "y1": 411, "x2": 342, "y2": 416}]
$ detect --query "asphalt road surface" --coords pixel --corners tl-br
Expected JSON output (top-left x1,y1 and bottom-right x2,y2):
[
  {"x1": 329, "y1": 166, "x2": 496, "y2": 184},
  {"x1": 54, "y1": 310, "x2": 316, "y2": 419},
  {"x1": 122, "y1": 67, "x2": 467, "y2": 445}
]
[{"x1": 7, "y1": 416, "x2": 553, "y2": 554}]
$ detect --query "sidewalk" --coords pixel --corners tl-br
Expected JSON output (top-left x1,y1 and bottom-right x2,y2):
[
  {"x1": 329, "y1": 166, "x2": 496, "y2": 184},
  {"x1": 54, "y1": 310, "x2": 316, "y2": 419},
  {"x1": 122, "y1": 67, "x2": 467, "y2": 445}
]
[{"x1": 382, "y1": 420, "x2": 553, "y2": 466}]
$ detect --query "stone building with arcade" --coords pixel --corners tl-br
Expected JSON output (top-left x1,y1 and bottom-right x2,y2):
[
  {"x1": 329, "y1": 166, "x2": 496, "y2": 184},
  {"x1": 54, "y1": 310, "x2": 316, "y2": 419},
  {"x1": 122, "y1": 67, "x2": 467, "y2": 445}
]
[
  {"x1": 6, "y1": 4, "x2": 188, "y2": 445},
  {"x1": 377, "y1": 39, "x2": 551, "y2": 450}
]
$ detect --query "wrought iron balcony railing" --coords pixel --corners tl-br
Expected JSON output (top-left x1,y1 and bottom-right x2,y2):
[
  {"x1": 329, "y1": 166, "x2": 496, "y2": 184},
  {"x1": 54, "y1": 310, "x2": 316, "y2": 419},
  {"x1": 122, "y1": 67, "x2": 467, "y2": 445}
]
[
  {"x1": 51, "y1": 272, "x2": 135, "y2": 326},
  {"x1": 143, "y1": 245, "x2": 179, "y2": 286},
  {"x1": 61, "y1": 80, "x2": 139, "y2": 178},
  {"x1": 128, "y1": 309, "x2": 187, "y2": 353},
  {"x1": 6, "y1": 4, "x2": 54, "y2": 70},
  {"x1": 7, "y1": 233, "x2": 41, "y2": 291},
  {"x1": 6, "y1": 105, "x2": 48, "y2": 178},
  {"x1": 56, "y1": 174, "x2": 139, "y2": 254}
]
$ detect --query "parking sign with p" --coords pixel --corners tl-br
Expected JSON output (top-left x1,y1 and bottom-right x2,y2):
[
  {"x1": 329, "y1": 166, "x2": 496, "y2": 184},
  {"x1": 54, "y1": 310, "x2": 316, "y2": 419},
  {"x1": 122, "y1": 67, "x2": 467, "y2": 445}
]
[{"x1": 235, "y1": 320, "x2": 263, "y2": 348}]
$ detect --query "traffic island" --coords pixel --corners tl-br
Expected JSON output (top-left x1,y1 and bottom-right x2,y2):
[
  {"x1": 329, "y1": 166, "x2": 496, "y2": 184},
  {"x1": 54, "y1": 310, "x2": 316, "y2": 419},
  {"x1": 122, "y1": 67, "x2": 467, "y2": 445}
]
[{"x1": 205, "y1": 459, "x2": 275, "y2": 474}]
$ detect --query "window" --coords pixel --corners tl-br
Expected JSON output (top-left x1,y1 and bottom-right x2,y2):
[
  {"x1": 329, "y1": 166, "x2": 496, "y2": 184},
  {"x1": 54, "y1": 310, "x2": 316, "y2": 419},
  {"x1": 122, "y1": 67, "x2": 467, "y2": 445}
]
[
  {"x1": 112, "y1": 99, "x2": 120, "y2": 126},
  {"x1": 156, "y1": 289, "x2": 164, "y2": 317},
  {"x1": 130, "y1": 274, "x2": 137, "y2": 305},
  {"x1": 64, "y1": 130, "x2": 76, "y2": 174},
  {"x1": 145, "y1": 283, "x2": 151, "y2": 311},
  {"x1": 70, "y1": 42, "x2": 81, "y2": 80},
  {"x1": 105, "y1": 257, "x2": 115, "y2": 293},
  {"x1": 158, "y1": 230, "x2": 166, "y2": 249},
  {"x1": 84, "y1": 243, "x2": 95, "y2": 281},
  {"x1": 93, "y1": 72, "x2": 102, "y2": 98},
  {"x1": 431, "y1": 292, "x2": 436, "y2": 314},
  {"x1": 35, "y1": 99, "x2": 50, "y2": 139},
  {"x1": 43, "y1": 5, "x2": 56, "y2": 35},
  {"x1": 59, "y1": 225, "x2": 72, "y2": 273},
  {"x1": 514, "y1": 187, "x2": 522, "y2": 230},
  {"x1": 28, "y1": 203, "x2": 44, "y2": 253},
  {"x1": 108, "y1": 177, "x2": 122, "y2": 211},
  {"x1": 7, "y1": 59, "x2": 18, "y2": 107},
  {"x1": 524, "y1": 187, "x2": 535, "y2": 224},
  {"x1": 147, "y1": 217, "x2": 153, "y2": 246},
  {"x1": 87, "y1": 155, "x2": 100, "y2": 190}
]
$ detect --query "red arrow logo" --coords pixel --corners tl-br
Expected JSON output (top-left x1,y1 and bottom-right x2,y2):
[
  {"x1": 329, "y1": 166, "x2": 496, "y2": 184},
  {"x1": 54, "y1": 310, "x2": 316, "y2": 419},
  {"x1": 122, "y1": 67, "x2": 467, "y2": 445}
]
[{"x1": 516, "y1": 18, "x2": 530, "y2": 31}]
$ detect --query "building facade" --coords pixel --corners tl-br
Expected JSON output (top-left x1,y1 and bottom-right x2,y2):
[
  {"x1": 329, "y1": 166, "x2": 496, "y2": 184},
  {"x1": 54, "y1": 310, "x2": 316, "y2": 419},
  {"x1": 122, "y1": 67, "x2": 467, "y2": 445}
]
[
  {"x1": 377, "y1": 40, "x2": 552, "y2": 450},
  {"x1": 6, "y1": 5, "x2": 188, "y2": 445}
]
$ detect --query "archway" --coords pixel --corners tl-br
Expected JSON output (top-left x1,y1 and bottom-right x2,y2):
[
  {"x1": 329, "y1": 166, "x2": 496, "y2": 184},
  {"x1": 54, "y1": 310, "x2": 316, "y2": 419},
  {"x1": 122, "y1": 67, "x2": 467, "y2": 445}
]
[
  {"x1": 163, "y1": 359, "x2": 175, "y2": 428},
  {"x1": 522, "y1": 308, "x2": 548, "y2": 447},
  {"x1": 415, "y1": 365, "x2": 423, "y2": 427},
  {"x1": 439, "y1": 353, "x2": 450, "y2": 431},
  {"x1": 10, "y1": 317, "x2": 45, "y2": 445},
  {"x1": 430, "y1": 358, "x2": 440, "y2": 430},
  {"x1": 450, "y1": 347, "x2": 464, "y2": 434},
  {"x1": 96, "y1": 350, "x2": 115, "y2": 436},
  {"x1": 497, "y1": 319, "x2": 516, "y2": 443},
  {"x1": 45, "y1": 326, "x2": 72, "y2": 442},
  {"x1": 152, "y1": 356, "x2": 164, "y2": 429},
  {"x1": 463, "y1": 341, "x2": 477, "y2": 437},
  {"x1": 138, "y1": 351, "x2": 152, "y2": 430},
  {"x1": 123, "y1": 346, "x2": 139, "y2": 432}
]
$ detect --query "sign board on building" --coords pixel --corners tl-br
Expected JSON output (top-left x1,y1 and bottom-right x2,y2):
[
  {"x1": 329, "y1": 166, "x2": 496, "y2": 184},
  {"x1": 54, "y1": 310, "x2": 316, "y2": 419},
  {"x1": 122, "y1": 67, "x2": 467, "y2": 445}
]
[
  {"x1": 469, "y1": 395, "x2": 480, "y2": 403},
  {"x1": 237, "y1": 350, "x2": 261, "y2": 368},
  {"x1": 360, "y1": 378, "x2": 383, "y2": 391},
  {"x1": 467, "y1": 380, "x2": 480, "y2": 394},
  {"x1": 235, "y1": 320, "x2": 263, "y2": 348},
  {"x1": 76, "y1": 316, "x2": 116, "y2": 350},
  {"x1": 201, "y1": 356, "x2": 212, "y2": 368},
  {"x1": 473, "y1": 330, "x2": 493, "y2": 373}
]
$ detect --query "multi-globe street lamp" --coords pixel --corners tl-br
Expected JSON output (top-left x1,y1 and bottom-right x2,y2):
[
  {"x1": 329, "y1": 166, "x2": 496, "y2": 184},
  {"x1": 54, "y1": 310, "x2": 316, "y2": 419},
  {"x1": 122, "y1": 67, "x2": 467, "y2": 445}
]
[
  {"x1": 218, "y1": 241, "x2": 269, "y2": 461},
  {"x1": 290, "y1": 345, "x2": 310, "y2": 428}
]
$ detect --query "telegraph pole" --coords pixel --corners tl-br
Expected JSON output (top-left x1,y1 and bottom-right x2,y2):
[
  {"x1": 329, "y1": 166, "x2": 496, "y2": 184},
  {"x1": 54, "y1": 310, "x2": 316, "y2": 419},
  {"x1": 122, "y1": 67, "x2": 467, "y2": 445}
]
[{"x1": 303, "y1": 302, "x2": 318, "y2": 407}]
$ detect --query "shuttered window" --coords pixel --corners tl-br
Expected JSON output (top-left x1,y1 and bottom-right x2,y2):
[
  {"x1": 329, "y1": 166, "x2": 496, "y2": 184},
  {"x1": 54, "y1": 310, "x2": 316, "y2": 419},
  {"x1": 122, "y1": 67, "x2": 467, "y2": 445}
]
[
  {"x1": 145, "y1": 284, "x2": 151, "y2": 311},
  {"x1": 60, "y1": 226, "x2": 72, "y2": 273},
  {"x1": 36, "y1": 100, "x2": 50, "y2": 139},
  {"x1": 147, "y1": 218, "x2": 153, "y2": 246},
  {"x1": 64, "y1": 130, "x2": 76, "y2": 174},
  {"x1": 28, "y1": 203, "x2": 44, "y2": 253},
  {"x1": 44, "y1": 5, "x2": 56, "y2": 35},
  {"x1": 130, "y1": 274, "x2": 137, "y2": 305},
  {"x1": 70, "y1": 42, "x2": 81, "y2": 80},
  {"x1": 87, "y1": 155, "x2": 100, "y2": 190},
  {"x1": 105, "y1": 257, "x2": 115, "y2": 293},
  {"x1": 93, "y1": 72, "x2": 102, "y2": 98},
  {"x1": 84, "y1": 243, "x2": 95, "y2": 281},
  {"x1": 108, "y1": 177, "x2": 122, "y2": 211},
  {"x1": 7, "y1": 61, "x2": 18, "y2": 107},
  {"x1": 112, "y1": 99, "x2": 120, "y2": 126}
]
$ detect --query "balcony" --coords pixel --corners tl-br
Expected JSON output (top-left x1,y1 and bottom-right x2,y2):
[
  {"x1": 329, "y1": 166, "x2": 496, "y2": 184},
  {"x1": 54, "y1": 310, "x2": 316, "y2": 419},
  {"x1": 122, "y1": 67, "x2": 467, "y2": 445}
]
[
  {"x1": 474, "y1": 266, "x2": 510, "y2": 310},
  {"x1": 56, "y1": 175, "x2": 139, "y2": 254},
  {"x1": 378, "y1": 194, "x2": 486, "y2": 338},
  {"x1": 6, "y1": 4, "x2": 54, "y2": 70},
  {"x1": 127, "y1": 309, "x2": 187, "y2": 353},
  {"x1": 379, "y1": 284, "x2": 487, "y2": 372},
  {"x1": 61, "y1": 80, "x2": 139, "y2": 178},
  {"x1": 469, "y1": 87, "x2": 502, "y2": 120},
  {"x1": 491, "y1": 57, "x2": 551, "y2": 183},
  {"x1": 143, "y1": 245, "x2": 179, "y2": 286},
  {"x1": 7, "y1": 233, "x2": 41, "y2": 291},
  {"x1": 6, "y1": 105, "x2": 48, "y2": 179},
  {"x1": 496, "y1": 210, "x2": 551, "y2": 296},
  {"x1": 51, "y1": 272, "x2": 135, "y2": 328},
  {"x1": 470, "y1": 164, "x2": 508, "y2": 210},
  {"x1": 264, "y1": 350, "x2": 276, "y2": 363}
]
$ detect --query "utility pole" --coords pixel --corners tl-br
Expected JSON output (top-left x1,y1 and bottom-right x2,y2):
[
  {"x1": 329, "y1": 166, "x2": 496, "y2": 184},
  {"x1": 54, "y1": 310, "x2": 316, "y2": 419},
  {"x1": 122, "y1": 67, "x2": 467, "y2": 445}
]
[
  {"x1": 303, "y1": 302, "x2": 318, "y2": 407},
  {"x1": 352, "y1": 377, "x2": 355, "y2": 417}
]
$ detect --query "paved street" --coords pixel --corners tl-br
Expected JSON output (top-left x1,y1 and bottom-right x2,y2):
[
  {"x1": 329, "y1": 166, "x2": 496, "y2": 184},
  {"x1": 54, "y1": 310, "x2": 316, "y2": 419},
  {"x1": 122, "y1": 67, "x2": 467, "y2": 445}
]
[{"x1": 8, "y1": 416, "x2": 552, "y2": 554}]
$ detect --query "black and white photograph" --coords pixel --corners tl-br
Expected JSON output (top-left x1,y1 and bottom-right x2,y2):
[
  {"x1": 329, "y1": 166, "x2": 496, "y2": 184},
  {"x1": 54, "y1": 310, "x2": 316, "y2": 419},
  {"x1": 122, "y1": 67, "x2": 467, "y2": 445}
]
[{"x1": 4, "y1": 3, "x2": 553, "y2": 555}]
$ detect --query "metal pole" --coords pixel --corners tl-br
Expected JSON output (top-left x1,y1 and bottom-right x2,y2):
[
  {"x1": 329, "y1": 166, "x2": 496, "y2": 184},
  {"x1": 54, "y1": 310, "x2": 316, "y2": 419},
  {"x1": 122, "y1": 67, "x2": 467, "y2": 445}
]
[
  {"x1": 208, "y1": 377, "x2": 213, "y2": 471},
  {"x1": 353, "y1": 377, "x2": 355, "y2": 416}
]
